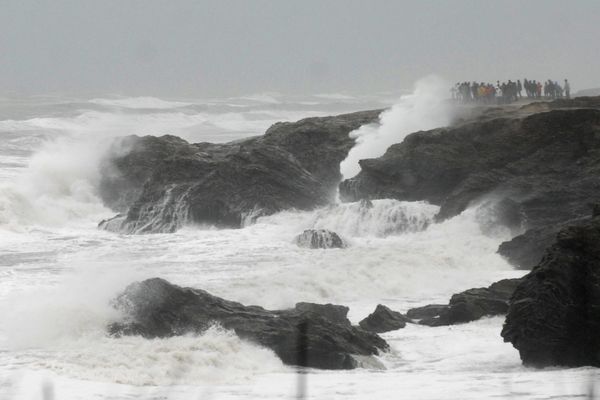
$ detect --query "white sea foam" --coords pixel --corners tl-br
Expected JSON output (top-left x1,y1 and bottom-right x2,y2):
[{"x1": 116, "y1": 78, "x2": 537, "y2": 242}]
[
  {"x1": 2, "y1": 328, "x2": 284, "y2": 387},
  {"x1": 226, "y1": 202, "x2": 514, "y2": 309},
  {"x1": 0, "y1": 135, "x2": 112, "y2": 230},
  {"x1": 308, "y1": 199, "x2": 439, "y2": 237}
]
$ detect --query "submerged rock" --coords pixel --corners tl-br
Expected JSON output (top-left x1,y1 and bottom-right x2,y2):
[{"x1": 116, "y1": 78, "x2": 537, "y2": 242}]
[
  {"x1": 358, "y1": 304, "x2": 411, "y2": 333},
  {"x1": 501, "y1": 214, "x2": 600, "y2": 367},
  {"x1": 98, "y1": 110, "x2": 381, "y2": 233},
  {"x1": 109, "y1": 278, "x2": 388, "y2": 370},
  {"x1": 407, "y1": 278, "x2": 523, "y2": 326},
  {"x1": 294, "y1": 229, "x2": 346, "y2": 249},
  {"x1": 339, "y1": 98, "x2": 600, "y2": 268}
]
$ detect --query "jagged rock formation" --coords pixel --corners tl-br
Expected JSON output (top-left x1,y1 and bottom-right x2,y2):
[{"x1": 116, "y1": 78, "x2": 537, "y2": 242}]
[
  {"x1": 501, "y1": 214, "x2": 600, "y2": 367},
  {"x1": 109, "y1": 278, "x2": 389, "y2": 370},
  {"x1": 98, "y1": 110, "x2": 381, "y2": 233},
  {"x1": 406, "y1": 278, "x2": 523, "y2": 326},
  {"x1": 358, "y1": 304, "x2": 411, "y2": 333},
  {"x1": 339, "y1": 97, "x2": 600, "y2": 268},
  {"x1": 294, "y1": 229, "x2": 346, "y2": 249}
]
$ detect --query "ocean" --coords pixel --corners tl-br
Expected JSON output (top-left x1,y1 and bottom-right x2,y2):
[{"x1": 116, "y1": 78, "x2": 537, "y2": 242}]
[{"x1": 0, "y1": 92, "x2": 595, "y2": 399}]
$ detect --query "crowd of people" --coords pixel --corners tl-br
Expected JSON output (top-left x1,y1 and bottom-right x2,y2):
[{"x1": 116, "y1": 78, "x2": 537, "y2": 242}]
[{"x1": 452, "y1": 79, "x2": 571, "y2": 104}]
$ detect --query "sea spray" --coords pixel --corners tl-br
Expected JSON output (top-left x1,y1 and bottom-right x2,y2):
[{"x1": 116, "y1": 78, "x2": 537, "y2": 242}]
[
  {"x1": 340, "y1": 75, "x2": 454, "y2": 179},
  {"x1": 0, "y1": 135, "x2": 112, "y2": 230}
]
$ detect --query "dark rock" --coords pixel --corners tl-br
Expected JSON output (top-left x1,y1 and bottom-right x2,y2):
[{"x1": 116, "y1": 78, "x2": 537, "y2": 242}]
[
  {"x1": 418, "y1": 313, "x2": 452, "y2": 327},
  {"x1": 99, "y1": 137, "x2": 324, "y2": 232},
  {"x1": 294, "y1": 229, "x2": 346, "y2": 249},
  {"x1": 98, "y1": 110, "x2": 381, "y2": 233},
  {"x1": 358, "y1": 304, "x2": 412, "y2": 333},
  {"x1": 447, "y1": 278, "x2": 523, "y2": 323},
  {"x1": 339, "y1": 98, "x2": 600, "y2": 268},
  {"x1": 260, "y1": 112, "x2": 381, "y2": 188},
  {"x1": 406, "y1": 304, "x2": 449, "y2": 320},
  {"x1": 407, "y1": 278, "x2": 523, "y2": 326},
  {"x1": 499, "y1": 205, "x2": 600, "y2": 269},
  {"x1": 293, "y1": 302, "x2": 350, "y2": 325},
  {"x1": 109, "y1": 278, "x2": 388, "y2": 370},
  {"x1": 501, "y1": 215, "x2": 600, "y2": 367},
  {"x1": 497, "y1": 224, "x2": 563, "y2": 269}
]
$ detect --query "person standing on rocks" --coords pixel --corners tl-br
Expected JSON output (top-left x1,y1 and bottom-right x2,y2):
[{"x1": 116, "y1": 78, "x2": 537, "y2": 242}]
[
  {"x1": 471, "y1": 82, "x2": 479, "y2": 102},
  {"x1": 564, "y1": 79, "x2": 571, "y2": 98},
  {"x1": 524, "y1": 79, "x2": 531, "y2": 98}
]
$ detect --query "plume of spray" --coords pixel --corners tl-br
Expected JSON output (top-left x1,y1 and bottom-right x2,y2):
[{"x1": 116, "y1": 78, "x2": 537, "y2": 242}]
[
  {"x1": 340, "y1": 75, "x2": 454, "y2": 179},
  {"x1": 0, "y1": 136, "x2": 114, "y2": 229}
]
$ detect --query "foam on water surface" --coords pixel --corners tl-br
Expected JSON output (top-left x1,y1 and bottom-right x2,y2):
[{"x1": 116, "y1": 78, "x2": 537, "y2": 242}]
[{"x1": 0, "y1": 93, "x2": 592, "y2": 400}]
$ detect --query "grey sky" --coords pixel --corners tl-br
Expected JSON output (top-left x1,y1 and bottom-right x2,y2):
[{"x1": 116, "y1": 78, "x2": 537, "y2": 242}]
[{"x1": 1, "y1": 0, "x2": 598, "y2": 97}]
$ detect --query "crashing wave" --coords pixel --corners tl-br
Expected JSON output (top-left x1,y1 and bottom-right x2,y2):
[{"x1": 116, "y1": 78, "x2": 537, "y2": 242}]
[{"x1": 309, "y1": 199, "x2": 439, "y2": 238}]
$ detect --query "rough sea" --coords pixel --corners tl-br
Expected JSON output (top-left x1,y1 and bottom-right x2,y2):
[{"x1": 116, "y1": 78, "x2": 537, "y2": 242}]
[{"x1": 0, "y1": 92, "x2": 596, "y2": 399}]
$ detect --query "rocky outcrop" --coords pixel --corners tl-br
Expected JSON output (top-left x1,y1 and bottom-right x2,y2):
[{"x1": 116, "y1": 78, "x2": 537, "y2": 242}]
[
  {"x1": 98, "y1": 110, "x2": 381, "y2": 233},
  {"x1": 339, "y1": 98, "x2": 600, "y2": 268},
  {"x1": 294, "y1": 229, "x2": 346, "y2": 249},
  {"x1": 109, "y1": 278, "x2": 388, "y2": 370},
  {"x1": 501, "y1": 214, "x2": 600, "y2": 367},
  {"x1": 496, "y1": 219, "x2": 585, "y2": 270},
  {"x1": 407, "y1": 278, "x2": 523, "y2": 326},
  {"x1": 358, "y1": 304, "x2": 411, "y2": 333}
]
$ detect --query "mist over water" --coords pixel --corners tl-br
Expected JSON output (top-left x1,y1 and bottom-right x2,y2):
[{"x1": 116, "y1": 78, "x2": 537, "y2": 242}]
[{"x1": 341, "y1": 75, "x2": 453, "y2": 179}]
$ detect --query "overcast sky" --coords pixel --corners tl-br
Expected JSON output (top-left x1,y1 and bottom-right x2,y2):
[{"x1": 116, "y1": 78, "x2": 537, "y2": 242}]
[{"x1": 1, "y1": 0, "x2": 598, "y2": 97}]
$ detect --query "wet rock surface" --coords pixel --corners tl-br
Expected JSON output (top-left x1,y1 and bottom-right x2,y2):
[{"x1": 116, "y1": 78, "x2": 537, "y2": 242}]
[
  {"x1": 98, "y1": 110, "x2": 381, "y2": 233},
  {"x1": 109, "y1": 278, "x2": 389, "y2": 370},
  {"x1": 501, "y1": 214, "x2": 600, "y2": 367},
  {"x1": 358, "y1": 304, "x2": 411, "y2": 333}
]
